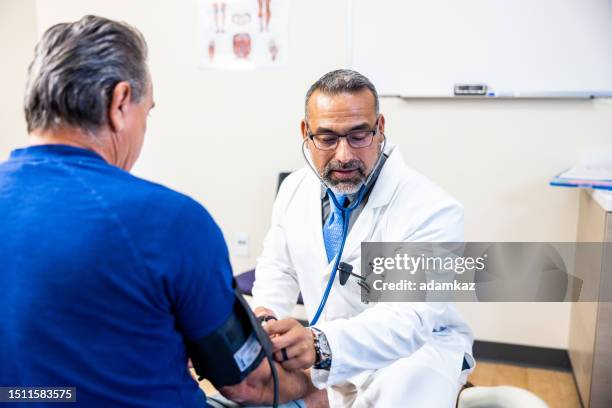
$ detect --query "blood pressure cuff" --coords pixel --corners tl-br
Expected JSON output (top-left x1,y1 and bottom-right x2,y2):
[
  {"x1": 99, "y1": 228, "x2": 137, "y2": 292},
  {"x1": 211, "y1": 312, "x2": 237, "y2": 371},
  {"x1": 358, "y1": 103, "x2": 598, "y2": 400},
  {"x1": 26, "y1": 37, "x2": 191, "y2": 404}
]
[{"x1": 185, "y1": 287, "x2": 272, "y2": 388}]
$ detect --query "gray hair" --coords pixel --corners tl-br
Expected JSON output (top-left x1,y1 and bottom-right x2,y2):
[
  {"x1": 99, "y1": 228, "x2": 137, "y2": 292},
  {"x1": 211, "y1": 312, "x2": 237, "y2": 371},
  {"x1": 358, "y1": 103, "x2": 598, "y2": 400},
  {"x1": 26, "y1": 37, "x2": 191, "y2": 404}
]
[
  {"x1": 24, "y1": 15, "x2": 149, "y2": 133},
  {"x1": 304, "y1": 69, "x2": 379, "y2": 117}
]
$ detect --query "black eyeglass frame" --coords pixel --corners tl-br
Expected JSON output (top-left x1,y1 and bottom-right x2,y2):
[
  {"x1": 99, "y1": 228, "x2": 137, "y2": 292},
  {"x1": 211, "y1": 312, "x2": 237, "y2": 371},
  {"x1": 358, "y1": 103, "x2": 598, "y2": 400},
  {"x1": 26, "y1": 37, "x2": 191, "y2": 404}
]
[{"x1": 306, "y1": 117, "x2": 380, "y2": 151}]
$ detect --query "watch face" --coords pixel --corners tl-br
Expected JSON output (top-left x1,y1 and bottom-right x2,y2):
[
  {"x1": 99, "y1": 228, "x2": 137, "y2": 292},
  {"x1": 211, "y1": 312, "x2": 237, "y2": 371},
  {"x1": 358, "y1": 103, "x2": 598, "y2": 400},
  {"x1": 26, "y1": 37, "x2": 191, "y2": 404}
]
[
  {"x1": 318, "y1": 335, "x2": 331, "y2": 355},
  {"x1": 312, "y1": 328, "x2": 332, "y2": 370}
]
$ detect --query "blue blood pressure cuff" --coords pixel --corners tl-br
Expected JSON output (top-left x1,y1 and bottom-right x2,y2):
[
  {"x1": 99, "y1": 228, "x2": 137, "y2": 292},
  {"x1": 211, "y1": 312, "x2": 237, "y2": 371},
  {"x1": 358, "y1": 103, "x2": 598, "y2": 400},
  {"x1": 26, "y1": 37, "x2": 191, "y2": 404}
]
[{"x1": 185, "y1": 287, "x2": 272, "y2": 387}]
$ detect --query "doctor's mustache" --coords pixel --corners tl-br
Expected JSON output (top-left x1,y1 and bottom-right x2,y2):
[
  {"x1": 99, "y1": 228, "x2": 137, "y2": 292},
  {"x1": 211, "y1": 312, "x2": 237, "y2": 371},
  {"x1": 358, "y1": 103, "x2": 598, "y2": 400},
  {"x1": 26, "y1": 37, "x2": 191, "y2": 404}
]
[{"x1": 321, "y1": 159, "x2": 367, "y2": 184}]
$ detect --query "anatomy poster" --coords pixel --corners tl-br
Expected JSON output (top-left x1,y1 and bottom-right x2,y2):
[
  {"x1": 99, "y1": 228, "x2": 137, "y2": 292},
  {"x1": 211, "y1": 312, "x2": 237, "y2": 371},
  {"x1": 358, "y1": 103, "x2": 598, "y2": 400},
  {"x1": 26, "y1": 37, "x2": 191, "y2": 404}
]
[{"x1": 198, "y1": 0, "x2": 288, "y2": 69}]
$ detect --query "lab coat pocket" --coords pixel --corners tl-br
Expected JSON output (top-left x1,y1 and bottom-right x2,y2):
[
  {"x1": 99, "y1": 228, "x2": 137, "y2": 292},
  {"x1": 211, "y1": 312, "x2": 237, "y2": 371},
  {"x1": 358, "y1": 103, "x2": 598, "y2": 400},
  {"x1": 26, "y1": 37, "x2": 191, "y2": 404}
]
[{"x1": 326, "y1": 258, "x2": 371, "y2": 320}]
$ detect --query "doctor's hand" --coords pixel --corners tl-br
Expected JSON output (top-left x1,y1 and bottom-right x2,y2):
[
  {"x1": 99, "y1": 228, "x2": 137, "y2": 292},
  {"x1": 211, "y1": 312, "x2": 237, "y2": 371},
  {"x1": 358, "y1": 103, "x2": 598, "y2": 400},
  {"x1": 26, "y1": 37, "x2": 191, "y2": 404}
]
[
  {"x1": 264, "y1": 318, "x2": 316, "y2": 370},
  {"x1": 254, "y1": 306, "x2": 276, "y2": 319}
]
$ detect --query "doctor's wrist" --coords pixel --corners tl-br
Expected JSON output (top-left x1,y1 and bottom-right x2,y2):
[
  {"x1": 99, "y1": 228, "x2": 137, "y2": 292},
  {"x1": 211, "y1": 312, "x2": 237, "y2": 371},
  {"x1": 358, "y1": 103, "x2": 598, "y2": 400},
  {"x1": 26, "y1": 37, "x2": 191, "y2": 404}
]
[{"x1": 310, "y1": 327, "x2": 332, "y2": 371}]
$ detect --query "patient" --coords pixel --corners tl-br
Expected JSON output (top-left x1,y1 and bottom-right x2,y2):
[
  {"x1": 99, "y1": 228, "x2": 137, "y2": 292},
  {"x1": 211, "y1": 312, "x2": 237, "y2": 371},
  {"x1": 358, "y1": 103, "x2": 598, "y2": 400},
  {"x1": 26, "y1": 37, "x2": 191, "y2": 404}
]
[{"x1": 0, "y1": 14, "x2": 324, "y2": 408}]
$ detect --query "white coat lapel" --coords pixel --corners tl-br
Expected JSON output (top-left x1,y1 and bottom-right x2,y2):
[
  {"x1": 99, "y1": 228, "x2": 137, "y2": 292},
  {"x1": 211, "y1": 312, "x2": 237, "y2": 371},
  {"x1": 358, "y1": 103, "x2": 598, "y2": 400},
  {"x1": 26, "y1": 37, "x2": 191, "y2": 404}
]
[
  {"x1": 340, "y1": 205, "x2": 376, "y2": 265},
  {"x1": 337, "y1": 145, "x2": 404, "y2": 266},
  {"x1": 303, "y1": 172, "x2": 330, "y2": 272}
]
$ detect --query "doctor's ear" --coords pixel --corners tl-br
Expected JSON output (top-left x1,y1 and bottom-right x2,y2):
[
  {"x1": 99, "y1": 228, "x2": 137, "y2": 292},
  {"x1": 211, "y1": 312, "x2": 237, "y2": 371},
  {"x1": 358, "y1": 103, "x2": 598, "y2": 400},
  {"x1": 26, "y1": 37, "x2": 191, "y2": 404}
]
[
  {"x1": 377, "y1": 114, "x2": 386, "y2": 134},
  {"x1": 300, "y1": 119, "x2": 309, "y2": 142}
]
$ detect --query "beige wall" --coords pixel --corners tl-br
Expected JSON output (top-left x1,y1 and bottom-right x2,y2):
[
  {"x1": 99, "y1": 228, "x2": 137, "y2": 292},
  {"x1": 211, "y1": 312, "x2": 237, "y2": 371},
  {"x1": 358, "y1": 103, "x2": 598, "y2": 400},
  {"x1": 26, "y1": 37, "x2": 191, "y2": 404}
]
[
  {"x1": 0, "y1": 0, "x2": 37, "y2": 157},
  {"x1": 2, "y1": 0, "x2": 611, "y2": 349}
]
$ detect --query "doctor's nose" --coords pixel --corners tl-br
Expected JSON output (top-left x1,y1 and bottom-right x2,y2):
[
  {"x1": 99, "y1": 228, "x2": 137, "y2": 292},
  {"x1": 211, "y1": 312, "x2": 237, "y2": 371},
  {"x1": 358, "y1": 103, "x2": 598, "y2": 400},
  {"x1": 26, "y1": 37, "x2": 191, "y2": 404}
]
[{"x1": 333, "y1": 137, "x2": 356, "y2": 163}]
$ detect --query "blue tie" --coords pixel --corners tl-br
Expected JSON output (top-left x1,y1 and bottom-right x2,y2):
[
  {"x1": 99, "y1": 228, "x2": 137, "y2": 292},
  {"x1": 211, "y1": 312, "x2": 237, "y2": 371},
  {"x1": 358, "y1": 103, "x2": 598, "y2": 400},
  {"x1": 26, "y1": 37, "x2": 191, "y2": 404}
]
[{"x1": 323, "y1": 193, "x2": 348, "y2": 263}]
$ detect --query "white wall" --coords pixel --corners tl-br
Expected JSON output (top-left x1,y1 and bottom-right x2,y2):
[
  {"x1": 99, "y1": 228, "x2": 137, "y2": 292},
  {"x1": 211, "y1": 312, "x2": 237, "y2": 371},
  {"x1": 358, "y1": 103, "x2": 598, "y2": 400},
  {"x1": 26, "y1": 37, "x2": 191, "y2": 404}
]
[{"x1": 3, "y1": 0, "x2": 610, "y2": 349}]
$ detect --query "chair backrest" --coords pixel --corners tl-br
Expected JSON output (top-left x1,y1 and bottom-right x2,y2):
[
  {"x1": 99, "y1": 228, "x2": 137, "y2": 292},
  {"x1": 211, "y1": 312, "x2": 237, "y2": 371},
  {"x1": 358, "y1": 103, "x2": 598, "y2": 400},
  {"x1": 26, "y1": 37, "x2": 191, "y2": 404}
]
[{"x1": 277, "y1": 172, "x2": 291, "y2": 195}]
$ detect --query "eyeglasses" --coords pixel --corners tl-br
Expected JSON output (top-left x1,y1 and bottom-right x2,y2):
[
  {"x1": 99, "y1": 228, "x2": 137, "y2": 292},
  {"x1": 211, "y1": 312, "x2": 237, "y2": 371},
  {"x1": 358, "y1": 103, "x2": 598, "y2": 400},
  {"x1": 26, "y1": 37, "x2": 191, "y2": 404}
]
[{"x1": 307, "y1": 118, "x2": 379, "y2": 151}]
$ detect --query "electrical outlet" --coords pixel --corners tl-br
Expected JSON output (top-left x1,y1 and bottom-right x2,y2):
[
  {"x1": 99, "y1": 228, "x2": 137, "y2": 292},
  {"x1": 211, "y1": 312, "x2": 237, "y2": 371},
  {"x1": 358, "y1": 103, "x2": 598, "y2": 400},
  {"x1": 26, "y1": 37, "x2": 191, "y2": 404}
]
[{"x1": 235, "y1": 232, "x2": 249, "y2": 257}]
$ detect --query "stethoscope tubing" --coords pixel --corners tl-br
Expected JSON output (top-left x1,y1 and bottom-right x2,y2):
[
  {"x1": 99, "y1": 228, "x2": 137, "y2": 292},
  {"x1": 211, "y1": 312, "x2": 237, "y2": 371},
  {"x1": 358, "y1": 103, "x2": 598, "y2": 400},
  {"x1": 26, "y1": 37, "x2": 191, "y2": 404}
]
[{"x1": 302, "y1": 136, "x2": 386, "y2": 325}]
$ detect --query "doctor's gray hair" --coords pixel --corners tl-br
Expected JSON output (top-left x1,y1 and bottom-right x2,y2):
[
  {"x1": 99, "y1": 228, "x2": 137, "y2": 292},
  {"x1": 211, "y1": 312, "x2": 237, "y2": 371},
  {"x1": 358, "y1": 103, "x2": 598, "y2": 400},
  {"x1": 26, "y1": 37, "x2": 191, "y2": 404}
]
[
  {"x1": 304, "y1": 69, "x2": 379, "y2": 117},
  {"x1": 24, "y1": 15, "x2": 149, "y2": 133}
]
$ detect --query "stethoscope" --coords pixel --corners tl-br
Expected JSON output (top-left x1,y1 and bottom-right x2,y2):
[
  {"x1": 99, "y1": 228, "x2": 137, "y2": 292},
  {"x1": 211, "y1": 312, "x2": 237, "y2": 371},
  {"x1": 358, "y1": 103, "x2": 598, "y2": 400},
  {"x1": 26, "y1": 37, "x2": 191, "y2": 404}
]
[{"x1": 301, "y1": 134, "x2": 387, "y2": 325}]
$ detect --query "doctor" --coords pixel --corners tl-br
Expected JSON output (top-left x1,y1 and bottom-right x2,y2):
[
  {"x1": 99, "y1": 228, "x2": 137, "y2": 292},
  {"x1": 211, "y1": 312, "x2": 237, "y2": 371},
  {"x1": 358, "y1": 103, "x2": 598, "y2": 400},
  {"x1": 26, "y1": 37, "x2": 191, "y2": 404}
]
[{"x1": 252, "y1": 69, "x2": 474, "y2": 407}]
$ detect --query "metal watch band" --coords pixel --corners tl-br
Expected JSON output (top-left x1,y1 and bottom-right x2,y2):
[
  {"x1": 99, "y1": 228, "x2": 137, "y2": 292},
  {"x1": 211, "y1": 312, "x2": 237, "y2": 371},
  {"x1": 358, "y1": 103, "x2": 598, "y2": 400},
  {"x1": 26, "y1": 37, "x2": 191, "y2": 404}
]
[{"x1": 310, "y1": 327, "x2": 332, "y2": 370}]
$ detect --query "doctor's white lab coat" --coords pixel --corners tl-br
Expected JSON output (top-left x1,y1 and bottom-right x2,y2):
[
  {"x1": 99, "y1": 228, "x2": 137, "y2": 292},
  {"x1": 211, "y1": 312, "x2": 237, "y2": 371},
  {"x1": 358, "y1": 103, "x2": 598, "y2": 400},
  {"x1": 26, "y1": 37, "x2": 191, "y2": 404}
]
[{"x1": 252, "y1": 145, "x2": 474, "y2": 404}]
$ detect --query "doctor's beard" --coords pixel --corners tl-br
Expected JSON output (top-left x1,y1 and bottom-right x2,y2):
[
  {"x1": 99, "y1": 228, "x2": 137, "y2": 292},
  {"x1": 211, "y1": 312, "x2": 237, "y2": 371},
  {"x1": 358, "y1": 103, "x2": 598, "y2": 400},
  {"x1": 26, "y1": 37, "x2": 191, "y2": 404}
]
[{"x1": 321, "y1": 159, "x2": 367, "y2": 196}]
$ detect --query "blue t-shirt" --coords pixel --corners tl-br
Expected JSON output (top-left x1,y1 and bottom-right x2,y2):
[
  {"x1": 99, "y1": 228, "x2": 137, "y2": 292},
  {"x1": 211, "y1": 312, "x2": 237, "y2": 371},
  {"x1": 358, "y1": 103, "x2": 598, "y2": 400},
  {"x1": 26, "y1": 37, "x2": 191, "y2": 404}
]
[{"x1": 0, "y1": 145, "x2": 234, "y2": 407}]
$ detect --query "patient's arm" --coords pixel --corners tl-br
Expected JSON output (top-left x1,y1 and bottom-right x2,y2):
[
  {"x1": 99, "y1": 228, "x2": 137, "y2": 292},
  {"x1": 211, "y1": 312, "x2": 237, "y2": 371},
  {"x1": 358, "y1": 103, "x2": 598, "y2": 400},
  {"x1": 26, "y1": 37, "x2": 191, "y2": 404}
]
[{"x1": 219, "y1": 358, "x2": 315, "y2": 406}]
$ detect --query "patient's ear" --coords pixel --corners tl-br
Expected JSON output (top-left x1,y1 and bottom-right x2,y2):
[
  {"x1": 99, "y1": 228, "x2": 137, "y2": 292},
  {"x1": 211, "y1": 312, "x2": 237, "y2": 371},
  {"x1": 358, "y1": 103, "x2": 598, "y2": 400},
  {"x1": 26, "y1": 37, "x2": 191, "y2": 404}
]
[{"x1": 108, "y1": 81, "x2": 132, "y2": 133}]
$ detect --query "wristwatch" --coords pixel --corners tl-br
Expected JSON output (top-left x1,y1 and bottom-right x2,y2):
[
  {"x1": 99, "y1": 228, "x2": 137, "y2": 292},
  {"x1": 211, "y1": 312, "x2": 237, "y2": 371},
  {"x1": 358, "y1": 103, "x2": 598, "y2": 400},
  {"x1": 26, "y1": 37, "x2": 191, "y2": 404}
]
[{"x1": 310, "y1": 327, "x2": 332, "y2": 370}]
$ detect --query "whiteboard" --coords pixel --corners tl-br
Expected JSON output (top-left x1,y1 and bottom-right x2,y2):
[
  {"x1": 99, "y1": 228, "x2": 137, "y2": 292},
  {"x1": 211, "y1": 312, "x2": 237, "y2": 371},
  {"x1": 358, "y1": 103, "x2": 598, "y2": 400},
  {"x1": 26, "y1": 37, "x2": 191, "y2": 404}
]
[{"x1": 350, "y1": 0, "x2": 612, "y2": 97}]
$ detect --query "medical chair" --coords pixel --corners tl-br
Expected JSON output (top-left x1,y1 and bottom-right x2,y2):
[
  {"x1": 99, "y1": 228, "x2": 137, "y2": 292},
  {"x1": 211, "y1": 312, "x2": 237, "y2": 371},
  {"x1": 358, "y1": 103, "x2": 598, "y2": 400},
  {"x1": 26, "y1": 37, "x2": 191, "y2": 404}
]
[{"x1": 457, "y1": 385, "x2": 549, "y2": 408}]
